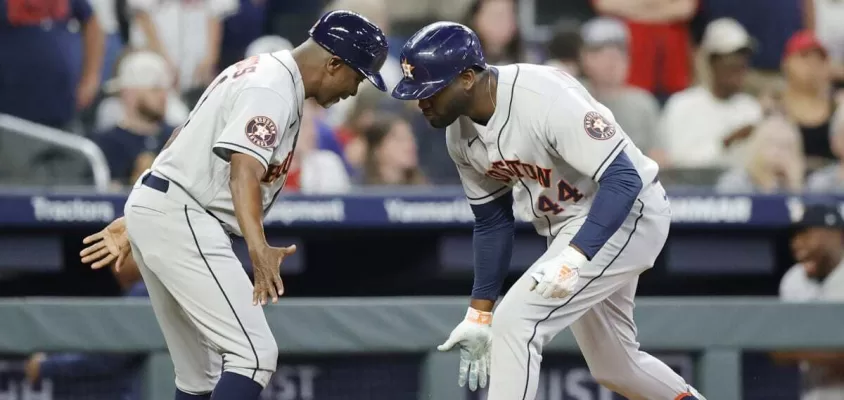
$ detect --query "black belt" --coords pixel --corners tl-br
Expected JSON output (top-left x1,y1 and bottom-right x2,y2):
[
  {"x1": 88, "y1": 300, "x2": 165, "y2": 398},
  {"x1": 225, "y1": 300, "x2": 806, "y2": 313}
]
[
  {"x1": 141, "y1": 172, "x2": 170, "y2": 193},
  {"x1": 141, "y1": 172, "x2": 232, "y2": 237}
]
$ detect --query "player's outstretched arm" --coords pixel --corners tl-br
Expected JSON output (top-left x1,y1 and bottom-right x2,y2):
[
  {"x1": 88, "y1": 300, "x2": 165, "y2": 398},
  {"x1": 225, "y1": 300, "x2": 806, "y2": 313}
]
[
  {"x1": 468, "y1": 192, "x2": 516, "y2": 311},
  {"x1": 230, "y1": 153, "x2": 296, "y2": 306},
  {"x1": 437, "y1": 191, "x2": 515, "y2": 391}
]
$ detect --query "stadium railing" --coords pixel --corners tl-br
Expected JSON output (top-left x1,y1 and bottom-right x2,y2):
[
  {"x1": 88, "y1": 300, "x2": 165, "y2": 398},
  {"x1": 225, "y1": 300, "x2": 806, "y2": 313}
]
[{"x1": 1, "y1": 297, "x2": 843, "y2": 400}]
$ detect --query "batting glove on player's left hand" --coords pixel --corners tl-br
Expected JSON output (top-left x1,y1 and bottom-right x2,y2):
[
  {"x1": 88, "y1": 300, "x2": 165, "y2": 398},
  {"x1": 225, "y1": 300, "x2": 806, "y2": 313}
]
[
  {"x1": 437, "y1": 307, "x2": 492, "y2": 391},
  {"x1": 530, "y1": 246, "x2": 587, "y2": 299}
]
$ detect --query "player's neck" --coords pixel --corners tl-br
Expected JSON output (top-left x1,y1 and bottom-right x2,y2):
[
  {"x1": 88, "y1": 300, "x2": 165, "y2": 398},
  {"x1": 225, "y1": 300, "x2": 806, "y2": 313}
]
[
  {"x1": 466, "y1": 70, "x2": 497, "y2": 126},
  {"x1": 291, "y1": 43, "x2": 325, "y2": 99}
]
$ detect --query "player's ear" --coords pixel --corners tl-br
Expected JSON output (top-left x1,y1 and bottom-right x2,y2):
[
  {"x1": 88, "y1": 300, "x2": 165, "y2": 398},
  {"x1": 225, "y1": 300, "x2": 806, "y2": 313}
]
[
  {"x1": 326, "y1": 56, "x2": 344, "y2": 75},
  {"x1": 459, "y1": 69, "x2": 477, "y2": 91}
]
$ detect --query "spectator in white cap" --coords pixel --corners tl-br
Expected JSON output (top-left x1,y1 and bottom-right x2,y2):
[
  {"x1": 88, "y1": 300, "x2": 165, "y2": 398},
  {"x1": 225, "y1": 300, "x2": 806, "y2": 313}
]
[
  {"x1": 245, "y1": 35, "x2": 294, "y2": 58},
  {"x1": 655, "y1": 18, "x2": 763, "y2": 169},
  {"x1": 580, "y1": 16, "x2": 661, "y2": 156},
  {"x1": 95, "y1": 50, "x2": 190, "y2": 133},
  {"x1": 92, "y1": 50, "x2": 182, "y2": 189}
]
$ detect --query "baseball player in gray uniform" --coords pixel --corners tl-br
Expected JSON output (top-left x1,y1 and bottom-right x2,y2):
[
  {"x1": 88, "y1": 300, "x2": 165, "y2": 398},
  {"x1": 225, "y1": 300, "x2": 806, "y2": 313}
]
[
  {"x1": 391, "y1": 23, "x2": 706, "y2": 400},
  {"x1": 78, "y1": 10, "x2": 388, "y2": 400},
  {"x1": 776, "y1": 202, "x2": 844, "y2": 400}
]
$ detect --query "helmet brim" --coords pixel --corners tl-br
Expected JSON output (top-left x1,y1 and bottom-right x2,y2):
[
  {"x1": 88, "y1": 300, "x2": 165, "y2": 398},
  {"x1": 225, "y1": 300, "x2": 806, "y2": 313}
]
[
  {"x1": 390, "y1": 78, "x2": 448, "y2": 100},
  {"x1": 361, "y1": 69, "x2": 387, "y2": 92}
]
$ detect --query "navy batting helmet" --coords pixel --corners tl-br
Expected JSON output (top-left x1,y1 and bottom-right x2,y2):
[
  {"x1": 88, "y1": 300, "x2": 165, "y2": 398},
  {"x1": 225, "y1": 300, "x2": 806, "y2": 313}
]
[
  {"x1": 391, "y1": 22, "x2": 487, "y2": 100},
  {"x1": 309, "y1": 10, "x2": 389, "y2": 92}
]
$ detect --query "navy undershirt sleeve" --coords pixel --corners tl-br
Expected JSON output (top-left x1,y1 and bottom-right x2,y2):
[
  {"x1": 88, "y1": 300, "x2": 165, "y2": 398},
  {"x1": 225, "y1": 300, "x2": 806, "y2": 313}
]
[
  {"x1": 570, "y1": 152, "x2": 642, "y2": 260},
  {"x1": 470, "y1": 191, "x2": 516, "y2": 301}
]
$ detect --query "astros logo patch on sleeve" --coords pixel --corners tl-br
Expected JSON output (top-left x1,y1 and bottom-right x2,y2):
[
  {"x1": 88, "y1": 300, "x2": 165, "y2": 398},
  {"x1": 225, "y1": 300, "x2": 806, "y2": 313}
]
[
  {"x1": 245, "y1": 116, "x2": 278, "y2": 148},
  {"x1": 583, "y1": 111, "x2": 616, "y2": 140}
]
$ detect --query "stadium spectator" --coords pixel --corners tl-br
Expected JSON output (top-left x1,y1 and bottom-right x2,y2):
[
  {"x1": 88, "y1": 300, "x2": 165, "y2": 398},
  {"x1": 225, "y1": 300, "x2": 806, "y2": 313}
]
[
  {"x1": 694, "y1": 0, "x2": 803, "y2": 95},
  {"x1": 656, "y1": 18, "x2": 762, "y2": 168},
  {"x1": 95, "y1": 50, "x2": 189, "y2": 133},
  {"x1": 285, "y1": 99, "x2": 351, "y2": 194},
  {"x1": 93, "y1": 50, "x2": 174, "y2": 188},
  {"x1": 781, "y1": 30, "x2": 838, "y2": 171},
  {"x1": 320, "y1": 0, "x2": 403, "y2": 128},
  {"x1": 333, "y1": 84, "x2": 391, "y2": 172},
  {"x1": 463, "y1": 0, "x2": 524, "y2": 64},
  {"x1": 579, "y1": 16, "x2": 660, "y2": 156},
  {"x1": 218, "y1": 0, "x2": 271, "y2": 70},
  {"x1": 128, "y1": 0, "x2": 239, "y2": 96},
  {"x1": 361, "y1": 115, "x2": 426, "y2": 186},
  {"x1": 0, "y1": 0, "x2": 104, "y2": 131},
  {"x1": 544, "y1": 18, "x2": 584, "y2": 77},
  {"x1": 245, "y1": 35, "x2": 293, "y2": 58},
  {"x1": 24, "y1": 259, "x2": 147, "y2": 400},
  {"x1": 774, "y1": 201, "x2": 844, "y2": 399},
  {"x1": 591, "y1": 0, "x2": 697, "y2": 100},
  {"x1": 807, "y1": 107, "x2": 844, "y2": 192},
  {"x1": 715, "y1": 116, "x2": 805, "y2": 194}
]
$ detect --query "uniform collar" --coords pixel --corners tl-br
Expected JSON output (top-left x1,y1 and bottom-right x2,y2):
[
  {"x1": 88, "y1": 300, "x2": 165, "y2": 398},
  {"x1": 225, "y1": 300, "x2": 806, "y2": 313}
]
[{"x1": 271, "y1": 50, "x2": 306, "y2": 113}]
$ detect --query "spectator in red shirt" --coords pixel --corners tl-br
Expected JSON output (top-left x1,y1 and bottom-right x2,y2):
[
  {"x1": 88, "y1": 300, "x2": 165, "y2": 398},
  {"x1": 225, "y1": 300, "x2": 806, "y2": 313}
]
[{"x1": 592, "y1": 0, "x2": 698, "y2": 100}]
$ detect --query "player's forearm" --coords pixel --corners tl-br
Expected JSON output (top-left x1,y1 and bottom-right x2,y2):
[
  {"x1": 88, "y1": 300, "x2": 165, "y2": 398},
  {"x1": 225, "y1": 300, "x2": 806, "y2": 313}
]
[
  {"x1": 205, "y1": 16, "x2": 222, "y2": 64},
  {"x1": 470, "y1": 193, "x2": 516, "y2": 311},
  {"x1": 570, "y1": 153, "x2": 642, "y2": 260},
  {"x1": 135, "y1": 12, "x2": 167, "y2": 59},
  {"x1": 230, "y1": 155, "x2": 268, "y2": 251},
  {"x1": 80, "y1": 16, "x2": 104, "y2": 83}
]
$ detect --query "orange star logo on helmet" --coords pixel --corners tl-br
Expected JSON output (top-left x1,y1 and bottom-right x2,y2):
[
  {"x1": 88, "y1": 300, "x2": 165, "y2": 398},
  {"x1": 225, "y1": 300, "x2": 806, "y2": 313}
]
[{"x1": 401, "y1": 58, "x2": 414, "y2": 79}]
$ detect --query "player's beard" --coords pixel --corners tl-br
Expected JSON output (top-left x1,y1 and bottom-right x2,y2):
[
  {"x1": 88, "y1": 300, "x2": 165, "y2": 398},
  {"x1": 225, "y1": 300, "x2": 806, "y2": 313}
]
[
  {"x1": 138, "y1": 100, "x2": 165, "y2": 124},
  {"x1": 427, "y1": 92, "x2": 471, "y2": 129}
]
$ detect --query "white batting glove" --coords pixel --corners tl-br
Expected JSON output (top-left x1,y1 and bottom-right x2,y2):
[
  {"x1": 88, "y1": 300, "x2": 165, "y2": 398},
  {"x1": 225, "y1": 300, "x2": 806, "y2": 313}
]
[
  {"x1": 437, "y1": 307, "x2": 493, "y2": 391},
  {"x1": 530, "y1": 246, "x2": 587, "y2": 299}
]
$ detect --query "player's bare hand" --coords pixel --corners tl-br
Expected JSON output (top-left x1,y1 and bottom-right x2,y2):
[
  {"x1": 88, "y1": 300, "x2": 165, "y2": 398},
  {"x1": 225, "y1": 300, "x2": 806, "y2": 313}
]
[
  {"x1": 80, "y1": 217, "x2": 130, "y2": 271},
  {"x1": 530, "y1": 246, "x2": 586, "y2": 299},
  {"x1": 437, "y1": 308, "x2": 492, "y2": 391},
  {"x1": 250, "y1": 244, "x2": 296, "y2": 306}
]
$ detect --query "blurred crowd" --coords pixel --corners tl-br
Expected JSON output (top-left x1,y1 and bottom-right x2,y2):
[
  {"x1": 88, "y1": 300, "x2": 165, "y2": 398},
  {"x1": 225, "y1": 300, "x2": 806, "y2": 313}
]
[{"x1": 3, "y1": 0, "x2": 844, "y2": 195}]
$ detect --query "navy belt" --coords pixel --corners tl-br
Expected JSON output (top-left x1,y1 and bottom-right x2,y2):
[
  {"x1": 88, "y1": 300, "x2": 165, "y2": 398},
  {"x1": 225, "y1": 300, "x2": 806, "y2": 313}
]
[{"x1": 141, "y1": 173, "x2": 170, "y2": 193}]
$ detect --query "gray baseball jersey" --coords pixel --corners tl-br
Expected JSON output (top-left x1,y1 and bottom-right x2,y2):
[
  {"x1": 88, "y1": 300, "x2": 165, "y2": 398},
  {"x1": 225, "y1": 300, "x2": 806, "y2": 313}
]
[
  {"x1": 153, "y1": 50, "x2": 304, "y2": 236},
  {"x1": 446, "y1": 64, "x2": 658, "y2": 238},
  {"x1": 123, "y1": 50, "x2": 305, "y2": 392},
  {"x1": 448, "y1": 64, "x2": 701, "y2": 400}
]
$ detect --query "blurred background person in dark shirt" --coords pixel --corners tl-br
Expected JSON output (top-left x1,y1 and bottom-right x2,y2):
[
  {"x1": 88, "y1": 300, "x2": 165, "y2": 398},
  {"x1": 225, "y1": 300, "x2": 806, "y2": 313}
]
[
  {"x1": 807, "y1": 106, "x2": 844, "y2": 192},
  {"x1": 716, "y1": 115, "x2": 806, "y2": 194},
  {"x1": 94, "y1": 50, "x2": 173, "y2": 189},
  {"x1": 781, "y1": 30, "x2": 838, "y2": 172},
  {"x1": 361, "y1": 115, "x2": 426, "y2": 186},
  {"x1": 579, "y1": 16, "x2": 660, "y2": 158},
  {"x1": 0, "y1": 0, "x2": 104, "y2": 132}
]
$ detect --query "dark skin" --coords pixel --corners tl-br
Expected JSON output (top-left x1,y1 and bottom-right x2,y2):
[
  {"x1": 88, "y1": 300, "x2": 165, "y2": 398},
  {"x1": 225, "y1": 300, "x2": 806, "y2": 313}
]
[
  {"x1": 80, "y1": 39, "x2": 372, "y2": 306},
  {"x1": 708, "y1": 51, "x2": 756, "y2": 148},
  {"x1": 417, "y1": 68, "x2": 586, "y2": 312},
  {"x1": 771, "y1": 227, "x2": 844, "y2": 368}
]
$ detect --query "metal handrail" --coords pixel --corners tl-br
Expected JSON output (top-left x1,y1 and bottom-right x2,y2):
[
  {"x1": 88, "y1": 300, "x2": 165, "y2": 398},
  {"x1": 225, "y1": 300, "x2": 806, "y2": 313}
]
[{"x1": 0, "y1": 113, "x2": 111, "y2": 191}]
